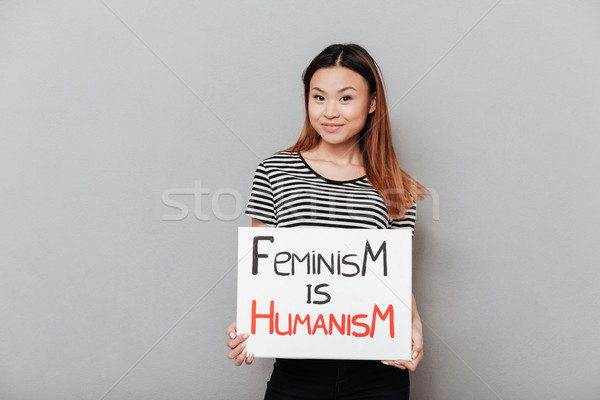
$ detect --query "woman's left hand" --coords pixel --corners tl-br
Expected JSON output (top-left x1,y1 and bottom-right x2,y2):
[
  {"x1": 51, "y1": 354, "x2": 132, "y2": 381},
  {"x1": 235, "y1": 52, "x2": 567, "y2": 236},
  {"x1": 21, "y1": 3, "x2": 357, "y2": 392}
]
[{"x1": 381, "y1": 314, "x2": 423, "y2": 371}]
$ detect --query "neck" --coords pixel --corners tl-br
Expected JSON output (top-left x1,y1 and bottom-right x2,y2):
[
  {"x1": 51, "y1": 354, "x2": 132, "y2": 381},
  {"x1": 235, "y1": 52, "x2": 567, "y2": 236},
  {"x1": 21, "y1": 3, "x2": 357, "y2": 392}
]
[{"x1": 312, "y1": 138, "x2": 363, "y2": 165}]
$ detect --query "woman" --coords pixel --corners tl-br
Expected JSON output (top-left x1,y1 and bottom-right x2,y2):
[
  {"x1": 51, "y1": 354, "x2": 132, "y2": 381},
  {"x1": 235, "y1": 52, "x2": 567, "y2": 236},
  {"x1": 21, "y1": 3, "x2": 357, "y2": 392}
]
[{"x1": 226, "y1": 43, "x2": 429, "y2": 399}]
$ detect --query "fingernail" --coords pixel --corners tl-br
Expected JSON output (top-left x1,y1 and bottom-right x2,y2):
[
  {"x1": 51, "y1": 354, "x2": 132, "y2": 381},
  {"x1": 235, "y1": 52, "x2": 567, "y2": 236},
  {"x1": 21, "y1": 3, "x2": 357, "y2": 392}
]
[
  {"x1": 242, "y1": 349, "x2": 247, "y2": 356},
  {"x1": 381, "y1": 361, "x2": 389, "y2": 365},
  {"x1": 412, "y1": 351, "x2": 418, "y2": 359},
  {"x1": 249, "y1": 353, "x2": 254, "y2": 359},
  {"x1": 241, "y1": 341, "x2": 247, "y2": 348},
  {"x1": 229, "y1": 332, "x2": 235, "y2": 339},
  {"x1": 394, "y1": 360, "x2": 401, "y2": 365},
  {"x1": 243, "y1": 333, "x2": 249, "y2": 338}
]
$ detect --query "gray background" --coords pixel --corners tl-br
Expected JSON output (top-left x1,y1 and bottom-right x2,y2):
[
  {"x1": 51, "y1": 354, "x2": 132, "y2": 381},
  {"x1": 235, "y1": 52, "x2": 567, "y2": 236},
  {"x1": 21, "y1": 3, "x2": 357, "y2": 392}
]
[{"x1": 1, "y1": 1, "x2": 599, "y2": 399}]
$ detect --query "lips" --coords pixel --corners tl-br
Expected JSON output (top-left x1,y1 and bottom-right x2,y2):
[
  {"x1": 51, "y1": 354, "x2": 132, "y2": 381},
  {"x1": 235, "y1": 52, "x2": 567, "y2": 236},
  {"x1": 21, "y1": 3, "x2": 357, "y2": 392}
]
[{"x1": 321, "y1": 123, "x2": 344, "y2": 133}]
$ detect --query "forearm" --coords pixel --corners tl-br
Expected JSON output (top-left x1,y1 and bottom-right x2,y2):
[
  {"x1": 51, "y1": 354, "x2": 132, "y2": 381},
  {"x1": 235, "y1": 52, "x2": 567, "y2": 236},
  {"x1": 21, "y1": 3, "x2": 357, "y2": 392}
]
[{"x1": 412, "y1": 293, "x2": 422, "y2": 324}]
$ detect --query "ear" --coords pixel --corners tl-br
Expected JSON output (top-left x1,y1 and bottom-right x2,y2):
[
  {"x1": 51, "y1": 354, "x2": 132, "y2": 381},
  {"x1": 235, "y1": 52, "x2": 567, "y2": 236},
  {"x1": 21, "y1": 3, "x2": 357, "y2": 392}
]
[{"x1": 368, "y1": 93, "x2": 376, "y2": 114}]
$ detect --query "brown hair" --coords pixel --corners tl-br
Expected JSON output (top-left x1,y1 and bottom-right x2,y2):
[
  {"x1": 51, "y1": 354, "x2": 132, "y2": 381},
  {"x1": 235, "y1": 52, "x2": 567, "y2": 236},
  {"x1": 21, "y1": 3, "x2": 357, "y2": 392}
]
[{"x1": 280, "y1": 43, "x2": 429, "y2": 219}]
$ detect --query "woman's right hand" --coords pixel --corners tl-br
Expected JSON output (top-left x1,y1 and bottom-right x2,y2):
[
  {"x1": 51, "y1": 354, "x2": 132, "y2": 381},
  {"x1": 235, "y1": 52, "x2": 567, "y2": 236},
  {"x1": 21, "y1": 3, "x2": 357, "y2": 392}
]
[{"x1": 226, "y1": 321, "x2": 254, "y2": 366}]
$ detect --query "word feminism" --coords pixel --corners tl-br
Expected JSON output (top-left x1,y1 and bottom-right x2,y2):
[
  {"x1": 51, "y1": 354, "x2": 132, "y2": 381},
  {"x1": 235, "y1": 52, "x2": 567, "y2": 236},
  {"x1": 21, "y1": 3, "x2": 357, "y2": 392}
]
[{"x1": 251, "y1": 236, "x2": 389, "y2": 277}]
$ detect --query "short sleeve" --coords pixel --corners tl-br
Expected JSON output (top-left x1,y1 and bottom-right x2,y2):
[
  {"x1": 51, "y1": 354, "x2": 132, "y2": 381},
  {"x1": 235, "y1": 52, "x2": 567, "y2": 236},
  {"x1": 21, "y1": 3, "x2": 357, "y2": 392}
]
[
  {"x1": 389, "y1": 202, "x2": 417, "y2": 239},
  {"x1": 244, "y1": 161, "x2": 278, "y2": 227}
]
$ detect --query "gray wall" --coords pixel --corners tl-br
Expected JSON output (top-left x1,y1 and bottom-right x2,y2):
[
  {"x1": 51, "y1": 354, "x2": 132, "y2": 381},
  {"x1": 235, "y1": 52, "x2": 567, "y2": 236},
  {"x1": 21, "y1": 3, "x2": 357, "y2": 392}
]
[{"x1": 1, "y1": 1, "x2": 599, "y2": 399}]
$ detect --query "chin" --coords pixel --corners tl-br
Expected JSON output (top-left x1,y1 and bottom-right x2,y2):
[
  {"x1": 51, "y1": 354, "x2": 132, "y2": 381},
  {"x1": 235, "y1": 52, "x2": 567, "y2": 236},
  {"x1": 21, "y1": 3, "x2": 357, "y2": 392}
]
[{"x1": 320, "y1": 136, "x2": 354, "y2": 146}]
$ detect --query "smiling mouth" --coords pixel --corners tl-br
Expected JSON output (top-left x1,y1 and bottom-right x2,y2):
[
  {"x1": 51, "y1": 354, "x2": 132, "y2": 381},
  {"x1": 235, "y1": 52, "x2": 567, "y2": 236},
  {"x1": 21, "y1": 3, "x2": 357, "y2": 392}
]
[{"x1": 321, "y1": 123, "x2": 344, "y2": 132}]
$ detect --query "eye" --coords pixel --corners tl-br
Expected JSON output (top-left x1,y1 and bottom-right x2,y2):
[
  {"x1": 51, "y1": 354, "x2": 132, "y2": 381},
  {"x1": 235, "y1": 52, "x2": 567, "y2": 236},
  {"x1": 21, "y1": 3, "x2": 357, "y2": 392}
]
[
  {"x1": 313, "y1": 95, "x2": 324, "y2": 101},
  {"x1": 340, "y1": 96, "x2": 351, "y2": 102}
]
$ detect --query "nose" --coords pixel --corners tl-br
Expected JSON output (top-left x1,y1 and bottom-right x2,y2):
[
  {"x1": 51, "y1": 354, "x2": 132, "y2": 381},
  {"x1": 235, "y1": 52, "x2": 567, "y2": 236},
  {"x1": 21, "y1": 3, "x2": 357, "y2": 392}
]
[{"x1": 324, "y1": 103, "x2": 338, "y2": 118}]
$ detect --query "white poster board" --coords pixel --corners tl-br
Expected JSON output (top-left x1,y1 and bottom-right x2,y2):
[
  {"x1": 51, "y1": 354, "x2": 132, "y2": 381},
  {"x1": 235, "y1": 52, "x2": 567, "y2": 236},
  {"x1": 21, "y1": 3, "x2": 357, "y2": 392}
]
[{"x1": 236, "y1": 227, "x2": 412, "y2": 360}]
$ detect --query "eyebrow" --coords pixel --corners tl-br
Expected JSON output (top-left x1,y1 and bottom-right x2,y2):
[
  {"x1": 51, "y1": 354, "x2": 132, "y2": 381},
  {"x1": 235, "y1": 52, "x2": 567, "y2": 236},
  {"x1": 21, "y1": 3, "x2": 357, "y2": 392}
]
[{"x1": 311, "y1": 86, "x2": 358, "y2": 93}]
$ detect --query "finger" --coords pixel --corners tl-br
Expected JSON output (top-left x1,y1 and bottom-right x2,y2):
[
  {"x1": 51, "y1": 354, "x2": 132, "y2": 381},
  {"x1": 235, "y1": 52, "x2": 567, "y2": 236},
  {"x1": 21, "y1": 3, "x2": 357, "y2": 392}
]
[
  {"x1": 410, "y1": 340, "x2": 423, "y2": 361},
  {"x1": 403, "y1": 355, "x2": 423, "y2": 372},
  {"x1": 412, "y1": 349, "x2": 423, "y2": 362},
  {"x1": 234, "y1": 348, "x2": 247, "y2": 366},
  {"x1": 381, "y1": 360, "x2": 407, "y2": 369},
  {"x1": 411, "y1": 349, "x2": 421, "y2": 360},
  {"x1": 400, "y1": 358, "x2": 418, "y2": 370},
  {"x1": 416, "y1": 351, "x2": 424, "y2": 365},
  {"x1": 412, "y1": 342, "x2": 423, "y2": 354},
  {"x1": 245, "y1": 352, "x2": 254, "y2": 365},
  {"x1": 404, "y1": 360, "x2": 416, "y2": 371},
  {"x1": 393, "y1": 360, "x2": 407, "y2": 370},
  {"x1": 227, "y1": 332, "x2": 249, "y2": 349},
  {"x1": 226, "y1": 321, "x2": 238, "y2": 339},
  {"x1": 227, "y1": 340, "x2": 247, "y2": 360}
]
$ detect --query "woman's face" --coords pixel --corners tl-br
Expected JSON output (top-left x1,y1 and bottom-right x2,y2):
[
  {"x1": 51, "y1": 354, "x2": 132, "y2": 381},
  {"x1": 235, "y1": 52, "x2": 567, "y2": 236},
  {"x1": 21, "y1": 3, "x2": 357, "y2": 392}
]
[{"x1": 308, "y1": 66, "x2": 375, "y2": 147}]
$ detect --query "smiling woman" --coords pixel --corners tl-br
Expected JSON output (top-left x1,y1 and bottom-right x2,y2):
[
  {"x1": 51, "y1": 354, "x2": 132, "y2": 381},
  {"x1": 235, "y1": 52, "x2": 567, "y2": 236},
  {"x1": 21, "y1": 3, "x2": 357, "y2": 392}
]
[
  {"x1": 226, "y1": 43, "x2": 429, "y2": 400},
  {"x1": 307, "y1": 68, "x2": 375, "y2": 150}
]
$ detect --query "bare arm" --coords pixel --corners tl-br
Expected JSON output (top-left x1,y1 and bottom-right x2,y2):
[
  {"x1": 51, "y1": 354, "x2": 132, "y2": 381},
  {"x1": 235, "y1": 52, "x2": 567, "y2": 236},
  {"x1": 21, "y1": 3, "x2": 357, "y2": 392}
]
[
  {"x1": 412, "y1": 293, "x2": 421, "y2": 327},
  {"x1": 381, "y1": 293, "x2": 424, "y2": 370},
  {"x1": 251, "y1": 218, "x2": 270, "y2": 227}
]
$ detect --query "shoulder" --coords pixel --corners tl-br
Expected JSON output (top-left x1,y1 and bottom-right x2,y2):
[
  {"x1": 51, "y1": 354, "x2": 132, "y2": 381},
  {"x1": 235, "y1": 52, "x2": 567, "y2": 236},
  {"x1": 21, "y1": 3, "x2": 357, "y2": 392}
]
[
  {"x1": 390, "y1": 202, "x2": 417, "y2": 222},
  {"x1": 262, "y1": 150, "x2": 296, "y2": 162},
  {"x1": 257, "y1": 150, "x2": 297, "y2": 170}
]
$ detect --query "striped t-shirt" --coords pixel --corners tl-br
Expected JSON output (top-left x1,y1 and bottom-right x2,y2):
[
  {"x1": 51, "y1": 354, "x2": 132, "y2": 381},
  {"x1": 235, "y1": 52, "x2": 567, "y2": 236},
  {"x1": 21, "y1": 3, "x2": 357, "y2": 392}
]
[{"x1": 244, "y1": 151, "x2": 417, "y2": 238}]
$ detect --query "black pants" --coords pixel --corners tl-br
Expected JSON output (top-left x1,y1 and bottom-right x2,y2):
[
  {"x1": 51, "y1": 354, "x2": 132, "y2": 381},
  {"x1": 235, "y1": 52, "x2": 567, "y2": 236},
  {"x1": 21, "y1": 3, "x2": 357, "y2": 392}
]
[{"x1": 264, "y1": 358, "x2": 410, "y2": 399}]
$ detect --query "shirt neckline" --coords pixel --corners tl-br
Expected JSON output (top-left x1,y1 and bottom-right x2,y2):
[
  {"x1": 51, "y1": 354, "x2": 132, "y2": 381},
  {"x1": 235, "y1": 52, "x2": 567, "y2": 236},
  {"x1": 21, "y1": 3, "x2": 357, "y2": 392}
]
[{"x1": 296, "y1": 151, "x2": 367, "y2": 184}]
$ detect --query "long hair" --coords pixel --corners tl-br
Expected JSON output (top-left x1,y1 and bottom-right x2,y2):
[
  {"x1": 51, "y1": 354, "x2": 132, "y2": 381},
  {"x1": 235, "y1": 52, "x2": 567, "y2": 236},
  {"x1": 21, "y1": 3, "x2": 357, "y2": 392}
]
[{"x1": 280, "y1": 43, "x2": 429, "y2": 219}]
